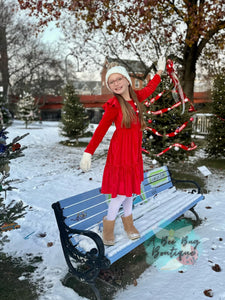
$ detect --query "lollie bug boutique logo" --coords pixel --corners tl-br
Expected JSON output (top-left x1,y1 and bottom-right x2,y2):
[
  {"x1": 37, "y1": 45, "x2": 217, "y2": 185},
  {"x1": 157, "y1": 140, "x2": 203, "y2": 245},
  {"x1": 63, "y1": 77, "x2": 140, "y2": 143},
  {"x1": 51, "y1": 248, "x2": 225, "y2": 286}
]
[{"x1": 144, "y1": 219, "x2": 201, "y2": 271}]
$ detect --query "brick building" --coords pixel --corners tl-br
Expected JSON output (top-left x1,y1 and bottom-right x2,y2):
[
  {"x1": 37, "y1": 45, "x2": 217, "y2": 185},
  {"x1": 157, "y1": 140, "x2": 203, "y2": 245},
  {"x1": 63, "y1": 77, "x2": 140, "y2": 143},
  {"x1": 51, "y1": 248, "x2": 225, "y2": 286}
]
[{"x1": 10, "y1": 58, "x2": 212, "y2": 123}]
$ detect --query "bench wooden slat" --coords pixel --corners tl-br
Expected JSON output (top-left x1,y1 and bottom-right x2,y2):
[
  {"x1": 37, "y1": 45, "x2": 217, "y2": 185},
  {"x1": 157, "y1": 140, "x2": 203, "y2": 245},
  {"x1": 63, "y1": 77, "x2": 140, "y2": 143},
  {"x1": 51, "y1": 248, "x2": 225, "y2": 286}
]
[
  {"x1": 59, "y1": 187, "x2": 102, "y2": 208},
  {"x1": 63, "y1": 197, "x2": 107, "y2": 223},
  {"x1": 62, "y1": 193, "x2": 107, "y2": 217},
  {"x1": 65, "y1": 209, "x2": 106, "y2": 231}
]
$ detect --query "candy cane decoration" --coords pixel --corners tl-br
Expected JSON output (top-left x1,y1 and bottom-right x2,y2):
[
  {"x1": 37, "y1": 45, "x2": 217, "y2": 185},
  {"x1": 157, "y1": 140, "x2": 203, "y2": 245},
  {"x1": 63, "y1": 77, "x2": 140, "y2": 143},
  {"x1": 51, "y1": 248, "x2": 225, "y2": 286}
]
[
  {"x1": 142, "y1": 142, "x2": 197, "y2": 156},
  {"x1": 156, "y1": 142, "x2": 197, "y2": 156},
  {"x1": 146, "y1": 117, "x2": 194, "y2": 137},
  {"x1": 145, "y1": 89, "x2": 195, "y2": 114},
  {"x1": 147, "y1": 98, "x2": 191, "y2": 115},
  {"x1": 216, "y1": 115, "x2": 225, "y2": 121},
  {"x1": 144, "y1": 91, "x2": 165, "y2": 107},
  {"x1": 142, "y1": 148, "x2": 150, "y2": 154},
  {"x1": 166, "y1": 59, "x2": 186, "y2": 114}
]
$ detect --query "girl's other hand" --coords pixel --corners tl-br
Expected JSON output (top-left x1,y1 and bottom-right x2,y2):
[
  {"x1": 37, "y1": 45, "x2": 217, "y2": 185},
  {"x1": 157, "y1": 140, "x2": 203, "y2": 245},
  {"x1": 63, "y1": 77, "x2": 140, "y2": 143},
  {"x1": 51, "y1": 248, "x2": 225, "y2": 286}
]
[{"x1": 80, "y1": 152, "x2": 92, "y2": 172}]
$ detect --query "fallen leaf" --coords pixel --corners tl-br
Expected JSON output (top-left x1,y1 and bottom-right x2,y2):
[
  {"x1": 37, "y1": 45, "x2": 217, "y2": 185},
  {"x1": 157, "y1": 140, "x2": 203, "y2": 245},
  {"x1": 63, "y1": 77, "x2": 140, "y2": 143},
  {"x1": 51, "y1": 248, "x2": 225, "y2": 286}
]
[
  {"x1": 212, "y1": 264, "x2": 221, "y2": 272},
  {"x1": 204, "y1": 289, "x2": 213, "y2": 297},
  {"x1": 38, "y1": 232, "x2": 47, "y2": 238}
]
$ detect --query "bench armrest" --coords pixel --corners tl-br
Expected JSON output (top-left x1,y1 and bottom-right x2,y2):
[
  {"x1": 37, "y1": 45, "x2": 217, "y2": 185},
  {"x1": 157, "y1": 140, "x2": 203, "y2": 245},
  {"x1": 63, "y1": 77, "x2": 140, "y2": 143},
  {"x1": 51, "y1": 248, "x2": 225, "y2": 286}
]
[
  {"x1": 65, "y1": 225, "x2": 106, "y2": 261},
  {"x1": 52, "y1": 202, "x2": 110, "y2": 283},
  {"x1": 171, "y1": 178, "x2": 202, "y2": 194}
]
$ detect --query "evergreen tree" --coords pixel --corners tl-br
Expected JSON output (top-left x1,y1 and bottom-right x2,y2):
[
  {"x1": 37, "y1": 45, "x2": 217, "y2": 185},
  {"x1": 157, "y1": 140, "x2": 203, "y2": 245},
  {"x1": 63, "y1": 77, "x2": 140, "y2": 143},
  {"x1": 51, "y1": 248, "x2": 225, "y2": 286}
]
[
  {"x1": 61, "y1": 84, "x2": 89, "y2": 144},
  {"x1": 16, "y1": 92, "x2": 40, "y2": 128},
  {"x1": 0, "y1": 128, "x2": 28, "y2": 249},
  {"x1": 205, "y1": 74, "x2": 225, "y2": 158},
  {"x1": 142, "y1": 61, "x2": 196, "y2": 165}
]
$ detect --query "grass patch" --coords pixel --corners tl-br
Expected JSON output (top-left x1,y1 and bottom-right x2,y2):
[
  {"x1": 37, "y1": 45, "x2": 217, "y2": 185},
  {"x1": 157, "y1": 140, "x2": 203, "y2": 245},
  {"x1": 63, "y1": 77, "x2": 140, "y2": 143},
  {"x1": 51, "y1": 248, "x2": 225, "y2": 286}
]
[
  {"x1": 0, "y1": 252, "x2": 42, "y2": 300},
  {"x1": 168, "y1": 154, "x2": 225, "y2": 193},
  {"x1": 194, "y1": 158, "x2": 225, "y2": 170},
  {"x1": 59, "y1": 131, "x2": 93, "y2": 147},
  {"x1": 170, "y1": 166, "x2": 206, "y2": 191}
]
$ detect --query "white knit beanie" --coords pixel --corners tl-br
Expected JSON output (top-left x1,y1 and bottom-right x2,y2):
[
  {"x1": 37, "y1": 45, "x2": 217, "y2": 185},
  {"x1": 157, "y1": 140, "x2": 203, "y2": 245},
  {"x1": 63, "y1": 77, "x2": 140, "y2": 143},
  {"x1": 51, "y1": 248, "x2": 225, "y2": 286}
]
[{"x1": 105, "y1": 66, "x2": 132, "y2": 90}]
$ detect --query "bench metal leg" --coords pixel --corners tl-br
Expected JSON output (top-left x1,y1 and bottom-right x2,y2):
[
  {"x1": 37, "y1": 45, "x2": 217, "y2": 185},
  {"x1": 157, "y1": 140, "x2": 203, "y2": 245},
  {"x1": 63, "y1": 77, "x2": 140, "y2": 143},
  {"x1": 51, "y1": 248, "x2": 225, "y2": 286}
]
[
  {"x1": 89, "y1": 282, "x2": 101, "y2": 300},
  {"x1": 189, "y1": 207, "x2": 201, "y2": 226},
  {"x1": 62, "y1": 272, "x2": 102, "y2": 300},
  {"x1": 62, "y1": 271, "x2": 74, "y2": 285}
]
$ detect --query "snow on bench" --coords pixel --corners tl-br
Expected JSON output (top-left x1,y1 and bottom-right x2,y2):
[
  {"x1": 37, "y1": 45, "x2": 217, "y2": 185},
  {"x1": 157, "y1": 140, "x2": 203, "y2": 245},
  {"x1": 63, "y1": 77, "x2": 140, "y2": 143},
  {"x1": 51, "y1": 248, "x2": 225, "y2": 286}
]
[{"x1": 52, "y1": 166, "x2": 204, "y2": 299}]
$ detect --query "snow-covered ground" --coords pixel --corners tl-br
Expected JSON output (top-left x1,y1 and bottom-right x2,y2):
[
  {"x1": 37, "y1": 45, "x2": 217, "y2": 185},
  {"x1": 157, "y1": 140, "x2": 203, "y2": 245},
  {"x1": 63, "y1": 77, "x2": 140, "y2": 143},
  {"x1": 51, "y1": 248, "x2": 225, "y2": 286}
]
[{"x1": 3, "y1": 120, "x2": 225, "y2": 300}]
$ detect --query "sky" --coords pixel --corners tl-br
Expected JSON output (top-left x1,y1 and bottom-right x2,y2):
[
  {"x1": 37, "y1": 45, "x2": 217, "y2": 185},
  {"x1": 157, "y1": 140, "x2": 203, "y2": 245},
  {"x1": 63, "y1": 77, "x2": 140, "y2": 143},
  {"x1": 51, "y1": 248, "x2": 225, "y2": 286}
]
[
  {"x1": 41, "y1": 23, "x2": 63, "y2": 44},
  {"x1": 40, "y1": 23, "x2": 101, "y2": 81}
]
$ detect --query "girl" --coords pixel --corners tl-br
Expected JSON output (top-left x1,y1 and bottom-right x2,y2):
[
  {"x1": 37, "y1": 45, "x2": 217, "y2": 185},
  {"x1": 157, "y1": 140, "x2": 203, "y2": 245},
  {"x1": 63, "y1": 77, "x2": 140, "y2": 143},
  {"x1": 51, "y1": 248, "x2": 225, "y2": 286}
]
[{"x1": 80, "y1": 57, "x2": 166, "y2": 245}]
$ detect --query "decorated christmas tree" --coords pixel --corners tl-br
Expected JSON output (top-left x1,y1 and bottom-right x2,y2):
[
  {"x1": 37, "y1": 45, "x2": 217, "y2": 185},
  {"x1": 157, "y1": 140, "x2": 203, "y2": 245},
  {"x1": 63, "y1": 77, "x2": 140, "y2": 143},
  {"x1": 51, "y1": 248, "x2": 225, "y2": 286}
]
[
  {"x1": 205, "y1": 74, "x2": 225, "y2": 158},
  {"x1": 142, "y1": 60, "x2": 197, "y2": 165},
  {"x1": 16, "y1": 92, "x2": 40, "y2": 128},
  {"x1": 0, "y1": 127, "x2": 28, "y2": 248},
  {"x1": 61, "y1": 84, "x2": 89, "y2": 145}
]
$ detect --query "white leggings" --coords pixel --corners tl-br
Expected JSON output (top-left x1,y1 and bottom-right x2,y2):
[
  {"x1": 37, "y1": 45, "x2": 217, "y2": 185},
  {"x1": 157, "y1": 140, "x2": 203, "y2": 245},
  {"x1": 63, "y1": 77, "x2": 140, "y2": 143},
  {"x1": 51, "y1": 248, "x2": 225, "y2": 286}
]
[{"x1": 106, "y1": 195, "x2": 133, "y2": 221}]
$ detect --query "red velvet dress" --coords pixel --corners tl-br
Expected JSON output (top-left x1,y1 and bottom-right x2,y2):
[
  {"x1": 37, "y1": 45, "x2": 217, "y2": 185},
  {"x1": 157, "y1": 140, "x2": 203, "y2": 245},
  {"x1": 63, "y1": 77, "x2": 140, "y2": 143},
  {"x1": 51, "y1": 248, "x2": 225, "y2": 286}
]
[{"x1": 85, "y1": 74, "x2": 161, "y2": 198}]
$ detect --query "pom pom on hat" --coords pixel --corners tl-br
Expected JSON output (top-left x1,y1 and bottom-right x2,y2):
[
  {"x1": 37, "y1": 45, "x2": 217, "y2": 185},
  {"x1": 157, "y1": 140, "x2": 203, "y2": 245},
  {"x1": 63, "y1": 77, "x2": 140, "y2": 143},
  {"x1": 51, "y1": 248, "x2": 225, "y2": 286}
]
[{"x1": 105, "y1": 65, "x2": 132, "y2": 90}]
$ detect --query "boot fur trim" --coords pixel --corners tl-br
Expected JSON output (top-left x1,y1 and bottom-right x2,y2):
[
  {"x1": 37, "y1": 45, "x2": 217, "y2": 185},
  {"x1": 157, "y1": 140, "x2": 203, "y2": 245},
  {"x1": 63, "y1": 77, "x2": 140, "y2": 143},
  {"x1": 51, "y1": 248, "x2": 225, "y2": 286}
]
[{"x1": 122, "y1": 214, "x2": 140, "y2": 240}]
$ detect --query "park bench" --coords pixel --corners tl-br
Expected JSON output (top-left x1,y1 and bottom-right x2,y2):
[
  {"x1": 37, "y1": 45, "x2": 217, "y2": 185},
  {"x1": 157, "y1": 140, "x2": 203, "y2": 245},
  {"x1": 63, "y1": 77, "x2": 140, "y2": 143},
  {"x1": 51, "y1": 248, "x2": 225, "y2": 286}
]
[{"x1": 52, "y1": 165, "x2": 204, "y2": 300}]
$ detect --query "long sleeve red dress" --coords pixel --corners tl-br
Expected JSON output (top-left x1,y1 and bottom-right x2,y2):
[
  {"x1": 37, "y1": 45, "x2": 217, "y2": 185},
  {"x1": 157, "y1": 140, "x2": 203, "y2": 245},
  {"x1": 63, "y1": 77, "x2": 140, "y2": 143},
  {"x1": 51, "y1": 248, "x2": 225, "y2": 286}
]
[{"x1": 85, "y1": 74, "x2": 161, "y2": 198}]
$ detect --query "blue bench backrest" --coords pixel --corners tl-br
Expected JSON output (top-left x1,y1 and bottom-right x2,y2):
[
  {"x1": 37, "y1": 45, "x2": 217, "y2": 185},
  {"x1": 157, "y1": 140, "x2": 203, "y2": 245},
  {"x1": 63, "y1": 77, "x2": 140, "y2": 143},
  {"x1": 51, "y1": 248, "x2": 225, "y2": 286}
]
[
  {"x1": 58, "y1": 166, "x2": 173, "y2": 231},
  {"x1": 59, "y1": 187, "x2": 108, "y2": 230},
  {"x1": 133, "y1": 166, "x2": 173, "y2": 205}
]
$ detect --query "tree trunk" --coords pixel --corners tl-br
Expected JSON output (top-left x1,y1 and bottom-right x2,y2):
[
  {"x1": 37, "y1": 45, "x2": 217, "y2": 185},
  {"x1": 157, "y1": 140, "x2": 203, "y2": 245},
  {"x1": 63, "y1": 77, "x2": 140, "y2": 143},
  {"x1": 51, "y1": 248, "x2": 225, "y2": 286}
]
[
  {"x1": 0, "y1": 25, "x2": 9, "y2": 104},
  {"x1": 182, "y1": 43, "x2": 198, "y2": 102}
]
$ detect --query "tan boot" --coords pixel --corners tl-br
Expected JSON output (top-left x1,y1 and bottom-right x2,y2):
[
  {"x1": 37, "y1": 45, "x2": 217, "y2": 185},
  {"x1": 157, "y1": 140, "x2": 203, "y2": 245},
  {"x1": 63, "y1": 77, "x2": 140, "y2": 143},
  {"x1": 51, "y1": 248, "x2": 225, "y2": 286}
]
[
  {"x1": 102, "y1": 217, "x2": 115, "y2": 246},
  {"x1": 122, "y1": 214, "x2": 140, "y2": 240}
]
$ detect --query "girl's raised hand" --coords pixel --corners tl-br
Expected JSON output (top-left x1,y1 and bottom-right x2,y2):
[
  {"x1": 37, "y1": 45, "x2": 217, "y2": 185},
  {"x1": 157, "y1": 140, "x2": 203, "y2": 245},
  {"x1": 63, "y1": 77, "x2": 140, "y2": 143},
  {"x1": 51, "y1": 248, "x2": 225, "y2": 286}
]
[{"x1": 157, "y1": 56, "x2": 166, "y2": 72}]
